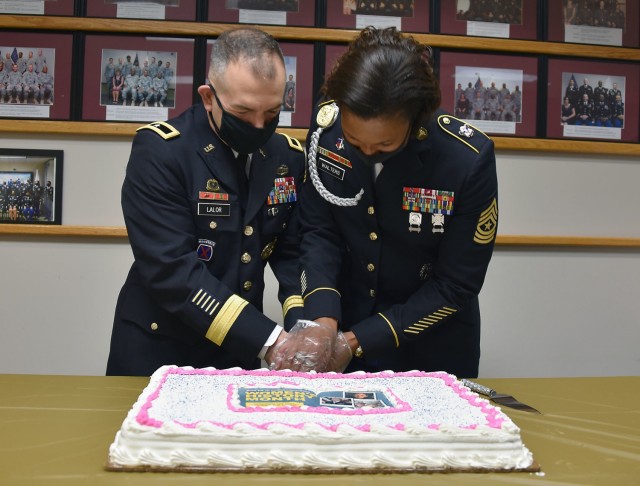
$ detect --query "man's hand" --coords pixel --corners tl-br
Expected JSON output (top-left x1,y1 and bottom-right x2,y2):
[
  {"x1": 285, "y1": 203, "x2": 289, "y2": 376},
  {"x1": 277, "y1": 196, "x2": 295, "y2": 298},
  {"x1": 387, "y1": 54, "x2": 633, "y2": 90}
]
[
  {"x1": 267, "y1": 319, "x2": 338, "y2": 372},
  {"x1": 263, "y1": 329, "x2": 288, "y2": 366}
]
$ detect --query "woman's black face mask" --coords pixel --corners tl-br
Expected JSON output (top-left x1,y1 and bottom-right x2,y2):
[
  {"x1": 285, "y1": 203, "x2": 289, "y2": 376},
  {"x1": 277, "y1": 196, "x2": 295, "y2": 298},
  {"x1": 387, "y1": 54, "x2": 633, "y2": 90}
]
[
  {"x1": 343, "y1": 127, "x2": 411, "y2": 168},
  {"x1": 207, "y1": 83, "x2": 279, "y2": 154}
]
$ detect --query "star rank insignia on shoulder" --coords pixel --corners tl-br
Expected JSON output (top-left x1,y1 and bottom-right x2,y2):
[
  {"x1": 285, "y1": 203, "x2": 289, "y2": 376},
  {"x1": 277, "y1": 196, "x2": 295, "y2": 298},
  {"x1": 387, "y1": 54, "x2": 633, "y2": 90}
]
[
  {"x1": 437, "y1": 115, "x2": 489, "y2": 154},
  {"x1": 136, "y1": 121, "x2": 181, "y2": 140}
]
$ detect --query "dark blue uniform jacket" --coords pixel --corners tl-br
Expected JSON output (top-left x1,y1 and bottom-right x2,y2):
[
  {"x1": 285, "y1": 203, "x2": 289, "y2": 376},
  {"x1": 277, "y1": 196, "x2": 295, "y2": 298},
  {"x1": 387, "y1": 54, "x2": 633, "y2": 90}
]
[
  {"x1": 299, "y1": 104, "x2": 498, "y2": 378},
  {"x1": 107, "y1": 103, "x2": 305, "y2": 376}
]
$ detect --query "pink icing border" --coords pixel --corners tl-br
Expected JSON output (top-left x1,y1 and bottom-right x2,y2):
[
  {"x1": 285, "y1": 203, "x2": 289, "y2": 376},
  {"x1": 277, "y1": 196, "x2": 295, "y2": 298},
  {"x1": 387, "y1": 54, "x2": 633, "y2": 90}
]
[{"x1": 136, "y1": 367, "x2": 506, "y2": 431}]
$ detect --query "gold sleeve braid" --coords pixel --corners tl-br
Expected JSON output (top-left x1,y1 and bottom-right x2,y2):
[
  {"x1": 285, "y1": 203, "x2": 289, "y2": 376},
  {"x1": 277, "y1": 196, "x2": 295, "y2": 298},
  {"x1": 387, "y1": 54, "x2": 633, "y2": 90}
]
[
  {"x1": 282, "y1": 295, "x2": 304, "y2": 318},
  {"x1": 205, "y1": 295, "x2": 249, "y2": 346}
]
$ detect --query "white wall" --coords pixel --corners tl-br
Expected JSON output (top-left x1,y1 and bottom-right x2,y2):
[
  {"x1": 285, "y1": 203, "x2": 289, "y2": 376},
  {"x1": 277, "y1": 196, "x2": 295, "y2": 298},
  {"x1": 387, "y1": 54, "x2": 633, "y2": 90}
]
[{"x1": 1, "y1": 134, "x2": 639, "y2": 377}]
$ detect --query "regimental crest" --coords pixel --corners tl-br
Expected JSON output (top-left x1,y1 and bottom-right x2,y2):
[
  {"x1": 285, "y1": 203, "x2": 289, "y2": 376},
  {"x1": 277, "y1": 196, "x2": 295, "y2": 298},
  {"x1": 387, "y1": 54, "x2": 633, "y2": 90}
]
[{"x1": 474, "y1": 198, "x2": 498, "y2": 244}]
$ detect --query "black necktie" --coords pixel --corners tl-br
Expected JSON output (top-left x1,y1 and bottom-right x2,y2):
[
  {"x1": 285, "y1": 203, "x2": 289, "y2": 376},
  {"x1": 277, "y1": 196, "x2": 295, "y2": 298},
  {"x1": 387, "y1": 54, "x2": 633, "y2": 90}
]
[{"x1": 235, "y1": 153, "x2": 248, "y2": 207}]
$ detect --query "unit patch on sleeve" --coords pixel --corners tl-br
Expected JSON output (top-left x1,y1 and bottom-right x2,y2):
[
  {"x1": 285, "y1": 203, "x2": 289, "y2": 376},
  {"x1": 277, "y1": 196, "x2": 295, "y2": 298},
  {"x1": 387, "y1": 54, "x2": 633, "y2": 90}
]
[
  {"x1": 474, "y1": 198, "x2": 498, "y2": 244},
  {"x1": 196, "y1": 239, "x2": 216, "y2": 261},
  {"x1": 402, "y1": 187, "x2": 454, "y2": 215}
]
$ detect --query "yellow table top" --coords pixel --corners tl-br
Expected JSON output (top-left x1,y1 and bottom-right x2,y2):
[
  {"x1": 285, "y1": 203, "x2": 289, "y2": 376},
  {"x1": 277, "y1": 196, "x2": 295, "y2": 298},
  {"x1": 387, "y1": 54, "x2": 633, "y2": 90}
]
[{"x1": 1, "y1": 374, "x2": 639, "y2": 485}]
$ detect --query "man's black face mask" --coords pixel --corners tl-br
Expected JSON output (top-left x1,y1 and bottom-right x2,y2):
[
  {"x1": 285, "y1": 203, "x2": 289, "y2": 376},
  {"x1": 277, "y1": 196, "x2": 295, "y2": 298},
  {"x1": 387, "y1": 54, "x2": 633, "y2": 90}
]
[{"x1": 207, "y1": 83, "x2": 279, "y2": 154}]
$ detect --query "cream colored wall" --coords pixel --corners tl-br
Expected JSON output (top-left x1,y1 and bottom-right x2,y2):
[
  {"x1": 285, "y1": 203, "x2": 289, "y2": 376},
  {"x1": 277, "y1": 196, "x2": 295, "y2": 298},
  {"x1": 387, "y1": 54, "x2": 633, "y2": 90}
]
[{"x1": 1, "y1": 134, "x2": 639, "y2": 377}]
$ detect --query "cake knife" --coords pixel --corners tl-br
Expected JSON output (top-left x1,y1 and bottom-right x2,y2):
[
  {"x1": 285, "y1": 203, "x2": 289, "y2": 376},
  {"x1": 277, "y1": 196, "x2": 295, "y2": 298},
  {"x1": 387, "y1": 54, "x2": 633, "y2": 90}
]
[{"x1": 461, "y1": 380, "x2": 541, "y2": 414}]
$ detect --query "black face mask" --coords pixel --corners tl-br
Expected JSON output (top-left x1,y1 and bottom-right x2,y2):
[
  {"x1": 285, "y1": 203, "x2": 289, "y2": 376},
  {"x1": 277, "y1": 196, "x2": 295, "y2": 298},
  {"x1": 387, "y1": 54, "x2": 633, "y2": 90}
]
[
  {"x1": 344, "y1": 129, "x2": 410, "y2": 167},
  {"x1": 208, "y1": 84, "x2": 279, "y2": 154}
]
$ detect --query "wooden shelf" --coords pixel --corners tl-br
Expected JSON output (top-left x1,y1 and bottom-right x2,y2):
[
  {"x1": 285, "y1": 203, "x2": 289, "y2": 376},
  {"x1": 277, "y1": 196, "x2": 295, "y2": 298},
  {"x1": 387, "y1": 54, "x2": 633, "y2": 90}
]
[
  {"x1": 1, "y1": 120, "x2": 637, "y2": 157},
  {"x1": 1, "y1": 14, "x2": 638, "y2": 156},
  {"x1": 1, "y1": 15, "x2": 638, "y2": 61},
  {"x1": 1, "y1": 224, "x2": 639, "y2": 249}
]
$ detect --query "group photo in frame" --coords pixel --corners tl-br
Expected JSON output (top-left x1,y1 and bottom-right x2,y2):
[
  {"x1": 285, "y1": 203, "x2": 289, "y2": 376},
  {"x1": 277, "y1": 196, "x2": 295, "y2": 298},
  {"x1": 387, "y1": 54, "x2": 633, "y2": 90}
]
[
  {"x1": 0, "y1": 148, "x2": 63, "y2": 225},
  {"x1": 546, "y1": 58, "x2": 639, "y2": 143},
  {"x1": 0, "y1": 0, "x2": 74, "y2": 15},
  {"x1": 205, "y1": 39, "x2": 314, "y2": 128},
  {"x1": 85, "y1": 0, "x2": 198, "y2": 21},
  {"x1": 326, "y1": 0, "x2": 429, "y2": 32},
  {"x1": 207, "y1": 0, "x2": 316, "y2": 26},
  {"x1": 439, "y1": 51, "x2": 538, "y2": 137},
  {"x1": 547, "y1": 0, "x2": 638, "y2": 47},
  {"x1": 0, "y1": 32, "x2": 73, "y2": 120},
  {"x1": 81, "y1": 35, "x2": 195, "y2": 122},
  {"x1": 439, "y1": 0, "x2": 537, "y2": 39}
]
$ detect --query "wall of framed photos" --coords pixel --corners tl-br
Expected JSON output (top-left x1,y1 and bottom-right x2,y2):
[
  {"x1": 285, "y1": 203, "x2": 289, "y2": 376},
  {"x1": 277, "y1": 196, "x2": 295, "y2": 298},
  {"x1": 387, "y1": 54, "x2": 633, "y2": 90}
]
[
  {"x1": 0, "y1": 1, "x2": 638, "y2": 147},
  {"x1": 0, "y1": 1, "x2": 638, "y2": 241}
]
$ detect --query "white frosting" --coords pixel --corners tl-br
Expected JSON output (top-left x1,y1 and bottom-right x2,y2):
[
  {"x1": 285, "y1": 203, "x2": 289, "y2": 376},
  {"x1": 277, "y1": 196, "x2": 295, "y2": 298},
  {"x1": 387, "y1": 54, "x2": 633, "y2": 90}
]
[{"x1": 108, "y1": 366, "x2": 534, "y2": 472}]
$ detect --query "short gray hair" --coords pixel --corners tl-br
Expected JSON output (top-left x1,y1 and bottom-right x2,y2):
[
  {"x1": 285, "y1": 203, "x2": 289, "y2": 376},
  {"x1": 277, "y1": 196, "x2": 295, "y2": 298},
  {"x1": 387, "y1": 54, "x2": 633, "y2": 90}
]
[{"x1": 209, "y1": 28, "x2": 284, "y2": 86}]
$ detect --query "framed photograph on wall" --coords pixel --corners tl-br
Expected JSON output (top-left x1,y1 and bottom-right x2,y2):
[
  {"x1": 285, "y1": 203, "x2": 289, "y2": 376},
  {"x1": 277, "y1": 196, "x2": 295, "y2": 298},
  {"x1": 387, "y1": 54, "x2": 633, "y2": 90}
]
[
  {"x1": 0, "y1": 32, "x2": 73, "y2": 120},
  {"x1": 0, "y1": 148, "x2": 63, "y2": 225},
  {"x1": 207, "y1": 0, "x2": 315, "y2": 26},
  {"x1": 85, "y1": 0, "x2": 198, "y2": 21},
  {"x1": 0, "y1": 0, "x2": 74, "y2": 15},
  {"x1": 439, "y1": 0, "x2": 537, "y2": 39},
  {"x1": 439, "y1": 51, "x2": 538, "y2": 137},
  {"x1": 204, "y1": 39, "x2": 314, "y2": 128},
  {"x1": 326, "y1": 0, "x2": 429, "y2": 32},
  {"x1": 547, "y1": 1, "x2": 638, "y2": 47},
  {"x1": 324, "y1": 44, "x2": 348, "y2": 84},
  {"x1": 82, "y1": 35, "x2": 195, "y2": 122},
  {"x1": 546, "y1": 58, "x2": 639, "y2": 143}
]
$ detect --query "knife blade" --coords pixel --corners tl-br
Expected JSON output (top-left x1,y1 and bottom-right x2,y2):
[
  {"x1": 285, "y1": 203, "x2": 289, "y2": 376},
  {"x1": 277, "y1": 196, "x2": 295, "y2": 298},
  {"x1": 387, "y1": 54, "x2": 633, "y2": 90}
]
[{"x1": 461, "y1": 379, "x2": 541, "y2": 414}]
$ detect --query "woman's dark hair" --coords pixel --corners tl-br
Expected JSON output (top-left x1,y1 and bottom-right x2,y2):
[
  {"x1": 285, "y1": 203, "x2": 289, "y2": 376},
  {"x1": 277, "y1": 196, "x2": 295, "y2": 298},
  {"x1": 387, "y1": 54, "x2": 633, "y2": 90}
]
[{"x1": 323, "y1": 27, "x2": 441, "y2": 126}]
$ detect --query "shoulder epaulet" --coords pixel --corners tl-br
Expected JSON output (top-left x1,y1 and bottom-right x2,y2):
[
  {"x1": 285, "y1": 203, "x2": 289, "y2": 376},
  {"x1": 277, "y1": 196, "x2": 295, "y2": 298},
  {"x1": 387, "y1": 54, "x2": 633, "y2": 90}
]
[
  {"x1": 137, "y1": 121, "x2": 180, "y2": 140},
  {"x1": 279, "y1": 132, "x2": 304, "y2": 153},
  {"x1": 318, "y1": 99, "x2": 335, "y2": 108},
  {"x1": 437, "y1": 115, "x2": 489, "y2": 154}
]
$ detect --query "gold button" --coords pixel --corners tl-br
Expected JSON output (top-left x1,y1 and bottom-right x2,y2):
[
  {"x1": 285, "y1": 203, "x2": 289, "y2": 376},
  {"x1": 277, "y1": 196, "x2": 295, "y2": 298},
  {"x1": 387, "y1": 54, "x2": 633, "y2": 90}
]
[
  {"x1": 369, "y1": 232, "x2": 378, "y2": 241},
  {"x1": 241, "y1": 252, "x2": 251, "y2": 264},
  {"x1": 368, "y1": 206, "x2": 375, "y2": 215},
  {"x1": 443, "y1": 117, "x2": 451, "y2": 125},
  {"x1": 369, "y1": 289, "x2": 376, "y2": 297},
  {"x1": 282, "y1": 222, "x2": 287, "y2": 229},
  {"x1": 243, "y1": 281, "x2": 253, "y2": 291},
  {"x1": 367, "y1": 263, "x2": 375, "y2": 272},
  {"x1": 243, "y1": 226, "x2": 253, "y2": 236},
  {"x1": 209, "y1": 221, "x2": 217, "y2": 230},
  {"x1": 150, "y1": 322, "x2": 159, "y2": 331}
]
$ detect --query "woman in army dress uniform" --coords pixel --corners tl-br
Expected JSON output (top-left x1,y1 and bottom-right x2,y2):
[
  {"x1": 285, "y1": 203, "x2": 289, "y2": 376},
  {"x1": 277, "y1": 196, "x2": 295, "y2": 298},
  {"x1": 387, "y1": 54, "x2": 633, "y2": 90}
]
[{"x1": 270, "y1": 27, "x2": 498, "y2": 378}]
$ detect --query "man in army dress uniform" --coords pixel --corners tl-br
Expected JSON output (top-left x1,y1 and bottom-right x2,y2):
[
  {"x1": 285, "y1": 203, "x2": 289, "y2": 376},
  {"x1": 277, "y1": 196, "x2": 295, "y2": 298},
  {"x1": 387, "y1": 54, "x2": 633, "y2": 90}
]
[
  {"x1": 106, "y1": 28, "x2": 305, "y2": 376},
  {"x1": 270, "y1": 27, "x2": 498, "y2": 378},
  {"x1": 575, "y1": 93, "x2": 594, "y2": 125}
]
